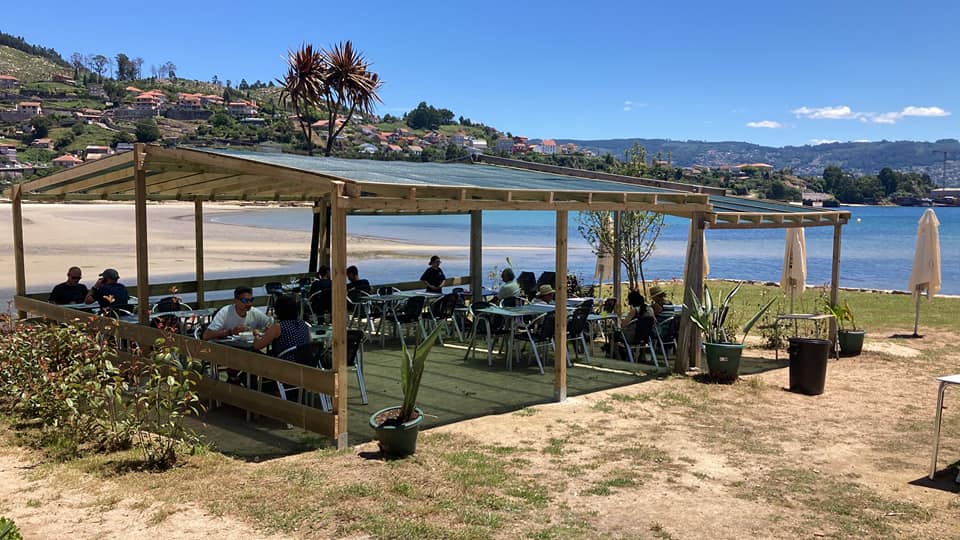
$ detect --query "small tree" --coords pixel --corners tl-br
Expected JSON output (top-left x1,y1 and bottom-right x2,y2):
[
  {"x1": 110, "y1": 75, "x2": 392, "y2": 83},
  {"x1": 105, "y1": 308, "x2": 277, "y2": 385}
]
[
  {"x1": 577, "y1": 210, "x2": 664, "y2": 292},
  {"x1": 135, "y1": 118, "x2": 160, "y2": 143}
]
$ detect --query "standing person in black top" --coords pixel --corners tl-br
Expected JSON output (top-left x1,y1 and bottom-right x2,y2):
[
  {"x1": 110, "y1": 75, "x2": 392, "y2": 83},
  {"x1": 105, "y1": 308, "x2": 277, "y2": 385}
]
[
  {"x1": 420, "y1": 255, "x2": 446, "y2": 293},
  {"x1": 49, "y1": 266, "x2": 88, "y2": 305}
]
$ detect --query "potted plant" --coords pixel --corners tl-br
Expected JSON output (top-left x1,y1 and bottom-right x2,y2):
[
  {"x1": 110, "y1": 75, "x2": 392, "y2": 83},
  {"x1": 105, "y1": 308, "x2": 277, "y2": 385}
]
[
  {"x1": 686, "y1": 282, "x2": 776, "y2": 381},
  {"x1": 823, "y1": 299, "x2": 865, "y2": 355},
  {"x1": 369, "y1": 325, "x2": 443, "y2": 457}
]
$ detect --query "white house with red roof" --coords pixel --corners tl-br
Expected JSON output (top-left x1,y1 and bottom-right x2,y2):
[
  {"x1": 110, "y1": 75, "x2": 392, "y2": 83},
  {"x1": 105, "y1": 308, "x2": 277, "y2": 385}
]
[
  {"x1": 539, "y1": 139, "x2": 557, "y2": 155},
  {"x1": 53, "y1": 154, "x2": 83, "y2": 168},
  {"x1": 134, "y1": 94, "x2": 160, "y2": 114},
  {"x1": 227, "y1": 100, "x2": 258, "y2": 118},
  {"x1": 0, "y1": 74, "x2": 19, "y2": 89},
  {"x1": 451, "y1": 132, "x2": 466, "y2": 147},
  {"x1": 17, "y1": 102, "x2": 42, "y2": 116}
]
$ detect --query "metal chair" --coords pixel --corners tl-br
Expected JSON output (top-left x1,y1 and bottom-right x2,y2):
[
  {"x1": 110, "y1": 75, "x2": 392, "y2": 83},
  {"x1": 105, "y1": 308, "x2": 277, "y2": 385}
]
[
  {"x1": 467, "y1": 301, "x2": 512, "y2": 367},
  {"x1": 565, "y1": 302, "x2": 593, "y2": 364},
  {"x1": 393, "y1": 295, "x2": 427, "y2": 344},
  {"x1": 514, "y1": 311, "x2": 553, "y2": 374}
]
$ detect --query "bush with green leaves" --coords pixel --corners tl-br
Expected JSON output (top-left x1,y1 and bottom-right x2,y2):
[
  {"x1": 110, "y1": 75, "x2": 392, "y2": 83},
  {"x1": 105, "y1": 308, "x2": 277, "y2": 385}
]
[{"x1": 0, "y1": 516, "x2": 22, "y2": 540}]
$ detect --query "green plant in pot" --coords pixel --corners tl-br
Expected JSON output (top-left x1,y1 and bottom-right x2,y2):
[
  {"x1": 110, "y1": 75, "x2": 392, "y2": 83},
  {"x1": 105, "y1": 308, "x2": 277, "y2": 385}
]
[
  {"x1": 369, "y1": 324, "x2": 443, "y2": 457},
  {"x1": 686, "y1": 282, "x2": 776, "y2": 381},
  {"x1": 823, "y1": 299, "x2": 865, "y2": 355}
]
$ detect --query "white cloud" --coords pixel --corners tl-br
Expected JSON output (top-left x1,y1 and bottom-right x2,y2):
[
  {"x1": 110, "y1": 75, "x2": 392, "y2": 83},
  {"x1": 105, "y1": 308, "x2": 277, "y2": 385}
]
[
  {"x1": 809, "y1": 139, "x2": 839, "y2": 145},
  {"x1": 792, "y1": 104, "x2": 951, "y2": 124},
  {"x1": 623, "y1": 100, "x2": 633, "y2": 112},
  {"x1": 746, "y1": 120, "x2": 782, "y2": 128}
]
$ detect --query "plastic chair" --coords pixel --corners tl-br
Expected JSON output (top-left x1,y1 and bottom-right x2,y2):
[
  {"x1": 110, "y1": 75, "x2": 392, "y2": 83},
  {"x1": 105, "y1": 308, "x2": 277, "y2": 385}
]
[{"x1": 263, "y1": 281, "x2": 284, "y2": 313}]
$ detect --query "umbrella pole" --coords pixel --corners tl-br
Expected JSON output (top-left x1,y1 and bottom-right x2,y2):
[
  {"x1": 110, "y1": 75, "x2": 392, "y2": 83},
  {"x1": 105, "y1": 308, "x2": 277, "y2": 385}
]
[{"x1": 913, "y1": 287, "x2": 922, "y2": 337}]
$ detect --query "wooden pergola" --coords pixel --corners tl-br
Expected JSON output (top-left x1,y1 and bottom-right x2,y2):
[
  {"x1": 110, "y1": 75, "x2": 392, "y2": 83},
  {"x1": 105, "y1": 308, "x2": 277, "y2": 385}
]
[{"x1": 6, "y1": 144, "x2": 850, "y2": 447}]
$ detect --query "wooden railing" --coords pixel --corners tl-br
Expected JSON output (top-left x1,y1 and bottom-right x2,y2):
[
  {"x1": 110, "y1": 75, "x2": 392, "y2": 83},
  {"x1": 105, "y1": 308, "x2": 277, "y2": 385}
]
[{"x1": 14, "y1": 296, "x2": 339, "y2": 438}]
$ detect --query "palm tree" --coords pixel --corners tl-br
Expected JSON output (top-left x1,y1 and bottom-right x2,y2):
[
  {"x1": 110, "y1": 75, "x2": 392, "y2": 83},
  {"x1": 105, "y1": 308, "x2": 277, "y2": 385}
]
[
  {"x1": 276, "y1": 44, "x2": 325, "y2": 156},
  {"x1": 319, "y1": 41, "x2": 383, "y2": 157}
]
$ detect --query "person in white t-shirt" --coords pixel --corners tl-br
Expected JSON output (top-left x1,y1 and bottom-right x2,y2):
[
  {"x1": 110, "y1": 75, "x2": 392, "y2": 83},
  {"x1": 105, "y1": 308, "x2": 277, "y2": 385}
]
[{"x1": 203, "y1": 286, "x2": 272, "y2": 340}]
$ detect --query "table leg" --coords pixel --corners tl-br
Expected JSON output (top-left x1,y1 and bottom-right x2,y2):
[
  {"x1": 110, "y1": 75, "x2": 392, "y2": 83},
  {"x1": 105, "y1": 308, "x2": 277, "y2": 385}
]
[{"x1": 929, "y1": 381, "x2": 948, "y2": 479}]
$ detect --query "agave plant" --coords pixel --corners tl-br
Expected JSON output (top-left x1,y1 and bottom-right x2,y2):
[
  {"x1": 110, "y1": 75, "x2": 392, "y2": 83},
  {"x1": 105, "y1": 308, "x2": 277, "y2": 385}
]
[
  {"x1": 398, "y1": 325, "x2": 443, "y2": 422},
  {"x1": 686, "y1": 282, "x2": 776, "y2": 344}
]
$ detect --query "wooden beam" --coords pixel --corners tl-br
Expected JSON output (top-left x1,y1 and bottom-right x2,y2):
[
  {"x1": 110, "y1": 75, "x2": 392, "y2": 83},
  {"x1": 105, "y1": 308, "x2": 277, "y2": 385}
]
[
  {"x1": 676, "y1": 214, "x2": 706, "y2": 373},
  {"x1": 341, "y1": 197, "x2": 709, "y2": 215},
  {"x1": 554, "y1": 210, "x2": 568, "y2": 401},
  {"x1": 42, "y1": 166, "x2": 136, "y2": 195},
  {"x1": 134, "y1": 144, "x2": 150, "y2": 325},
  {"x1": 329, "y1": 183, "x2": 349, "y2": 449},
  {"x1": 11, "y1": 184, "x2": 26, "y2": 319},
  {"x1": 194, "y1": 197, "x2": 205, "y2": 308},
  {"x1": 470, "y1": 210, "x2": 482, "y2": 303},
  {"x1": 829, "y1": 223, "x2": 842, "y2": 345},
  {"x1": 11, "y1": 152, "x2": 134, "y2": 195},
  {"x1": 309, "y1": 199, "x2": 321, "y2": 273}
]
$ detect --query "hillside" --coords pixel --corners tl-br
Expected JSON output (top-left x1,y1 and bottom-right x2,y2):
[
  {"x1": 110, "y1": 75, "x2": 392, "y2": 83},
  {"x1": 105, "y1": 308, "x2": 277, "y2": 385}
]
[
  {"x1": 0, "y1": 45, "x2": 68, "y2": 83},
  {"x1": 556, "y1": 138, "x2": 960, "y2": 186}
]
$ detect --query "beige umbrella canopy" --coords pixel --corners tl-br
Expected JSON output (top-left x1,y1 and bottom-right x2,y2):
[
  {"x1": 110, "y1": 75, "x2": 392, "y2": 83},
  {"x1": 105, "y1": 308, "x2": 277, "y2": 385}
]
[
  {"x1": 908, "y1": 208, "x2": 941, "y2": 337},
  {"x1": 781, "y1": 228, "x2": 807, "y2": 312}
]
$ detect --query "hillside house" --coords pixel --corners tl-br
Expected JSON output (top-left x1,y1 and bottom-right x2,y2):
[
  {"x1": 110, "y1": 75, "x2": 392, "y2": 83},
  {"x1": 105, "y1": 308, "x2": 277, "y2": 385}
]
[
  {"x1": 17, "y1": 102, "x2": 42, "y2": 116},
  {"x1": 451, "y1": 132, "x2": 466, "y2": 147},
  {"x1": 312, "y1": 118, "x2": 345, "y2": 132},
  {"x1": 386, "y1": 144, "x2": 402, "y2": 153},
  {"x1": 200, "y1": 95, "x2": 224, "y2": 107},
  {"x1": 0, "y1": 75, "x2": 19, "y2": 89},
  {"x1": 513, "y1": 136, "x2": 529, "y2": 145},
  {"x1": 52, "y1": 74, "x2": 76, "y2": 85},
  {"x1": 496, "y1": 137, "x2": 513, "y2": 153},
  {"x1": 86, "y1": 84, "x2": 106, "y2": 98},
  {"x1": 512, "y1": 143, "x2": 528, "y2": 154},
  {"x1": 560, "y1": 143, "x2": 577, "y2": 155},
  {"x1": 0, "y1": 142, "x2": 17, "y2": 163},
  {"x1": 52, "y1": 154, "x2": 83, "y2": 168},
  {"x1": 358, "y1": 143, "x2": 377, "y2": 154},
  {"x1": 29, "y1": 138, "x2": 54, "y2": 150},
  {"x1": 176, "y1": 93, "x2": 203, "y2": 109},
  {"x1": 134, "y1": 93, "x2": 160, "y2": 115},
  {"x1": 75, "y1": 109, "x2": 103, "y2": 123},
  {"x1": 407, "y1": 145, "x2": 423, "y2": 156},
  {"x1": 84, "y1": 145, "x2": 112, "y2": 161},
  {"x1": 538, "y1": 139, "x2": 557, "y2": 155},
  {"x1": 227, "y1": 100, "x2": 258, "y2": 118},
  {"x1": 360, "y1": 125, "x2": 378, "y2": 137}
]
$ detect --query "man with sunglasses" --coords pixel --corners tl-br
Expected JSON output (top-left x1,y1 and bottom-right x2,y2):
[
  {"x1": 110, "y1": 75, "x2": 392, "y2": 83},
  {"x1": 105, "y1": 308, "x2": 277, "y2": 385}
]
[
  {"x1": 49, "y1": 266, "x2": 88, "y2": 305},
  {"x1": 203, "y1": 286, "x2": 272, "y2": 340}
]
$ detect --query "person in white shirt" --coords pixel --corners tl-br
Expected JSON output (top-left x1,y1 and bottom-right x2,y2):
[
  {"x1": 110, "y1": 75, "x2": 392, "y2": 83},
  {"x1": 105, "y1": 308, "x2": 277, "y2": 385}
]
[
  {"x1": 203, "y1": 286, "x2": 273, "y2": 340},
  {"x1": 531, "y1": 284, "x2": 555, "y2": 305},
  {"x1": 498, "y1": 268, "x2": 522, "y2": 300}
]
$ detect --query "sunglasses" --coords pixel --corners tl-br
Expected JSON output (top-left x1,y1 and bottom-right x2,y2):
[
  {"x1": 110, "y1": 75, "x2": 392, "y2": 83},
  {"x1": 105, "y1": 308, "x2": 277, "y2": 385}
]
[{"x1": 238, "y1": 297, "x2": 255, "y2": 304}]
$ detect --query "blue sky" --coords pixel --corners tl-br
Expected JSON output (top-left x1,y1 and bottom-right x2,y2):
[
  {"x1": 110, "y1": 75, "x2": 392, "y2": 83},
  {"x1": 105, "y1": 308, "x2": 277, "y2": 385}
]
[{"x1": 5, "y1": 0, "x2": 958, "y2": 146}]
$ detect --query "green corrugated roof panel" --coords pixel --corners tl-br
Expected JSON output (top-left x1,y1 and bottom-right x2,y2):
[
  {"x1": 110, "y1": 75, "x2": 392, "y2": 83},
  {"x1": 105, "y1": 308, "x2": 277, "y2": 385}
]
[{"x1": 204, "y1": 149, "x2": 681, "y2": 194}]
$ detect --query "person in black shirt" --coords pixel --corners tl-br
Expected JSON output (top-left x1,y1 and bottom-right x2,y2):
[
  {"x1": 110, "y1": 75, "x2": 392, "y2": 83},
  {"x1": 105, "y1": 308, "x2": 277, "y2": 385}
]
[
  {"x1": 49, "y1": 266, "x2": 88, "y2": 305},
  {"x1": 346, "y1": 265, "x2": 371, "y2": 293},
  {"x1": 308, "y1": 265, "x2": 333, "y2": 297},
  {"x1": 420, "y1": 255, "x2": 446, "y2": 293}
]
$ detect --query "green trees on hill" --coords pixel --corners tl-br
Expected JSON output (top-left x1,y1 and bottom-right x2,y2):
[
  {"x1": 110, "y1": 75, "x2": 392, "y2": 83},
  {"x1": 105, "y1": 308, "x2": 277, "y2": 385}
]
[{"x1": 405, "y1": 102, "x2": 455, "y2": 130}]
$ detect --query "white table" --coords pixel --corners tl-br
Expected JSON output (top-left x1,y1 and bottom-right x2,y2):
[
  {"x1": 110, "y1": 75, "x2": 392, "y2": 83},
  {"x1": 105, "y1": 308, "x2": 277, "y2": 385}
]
[{"x1": 929, "y1": 374, "x2": 960, "y2": 480}]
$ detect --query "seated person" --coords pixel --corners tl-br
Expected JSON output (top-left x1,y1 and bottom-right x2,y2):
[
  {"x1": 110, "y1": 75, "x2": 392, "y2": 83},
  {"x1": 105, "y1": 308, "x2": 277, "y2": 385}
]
[
  {"x1": 346, "y1": 265, "x2": 371, "y2": 294},
  {"x1": 531, "y1": 284, "x2": 555, "y2": 305},
  {"x1": 649, "y1": 285, "x2": 669, "y2": 316},
  {"x1": 252, "y1": 295, "x2": 311, "y2": 360},
  {"x1": 420, "y1": 255, "x2": 446, "y2": 293},
  {"x1": 85, "y1": 268, "x2": 130, "y2": 310},
  {"x1": 621, "y1": 290, "x2": 656, "y2": 344},
  {"x1": 308, "y1": 265, "x2": 333, "y2": 297},
  {"x1": 498, "y1": 268, "x2": 522, "y2": 300},
  {"x1": 203, "y1": 286, "x2": 272, "y2": 340},
  {"x1": 49, "y1": 266, "x2": 88, "y2": 305}
]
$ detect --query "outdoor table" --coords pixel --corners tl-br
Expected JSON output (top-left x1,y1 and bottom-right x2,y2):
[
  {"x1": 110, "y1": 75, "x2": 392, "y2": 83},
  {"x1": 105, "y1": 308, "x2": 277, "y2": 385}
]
[
  {"x1": 929, "y1": 374, "x2": 960, "y2": 480},
  {"x1": 150, "y1": 307, "x2": 218, "y2": 334},
  {"x1": 464, "y1": 304, "x2": 554, "y2": 370}
]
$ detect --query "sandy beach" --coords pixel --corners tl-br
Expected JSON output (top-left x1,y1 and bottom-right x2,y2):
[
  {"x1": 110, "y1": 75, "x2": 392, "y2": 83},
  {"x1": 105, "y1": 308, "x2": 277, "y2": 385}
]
[{"x1": 0, "y1": 201, "x2": 445, "y2": 304}]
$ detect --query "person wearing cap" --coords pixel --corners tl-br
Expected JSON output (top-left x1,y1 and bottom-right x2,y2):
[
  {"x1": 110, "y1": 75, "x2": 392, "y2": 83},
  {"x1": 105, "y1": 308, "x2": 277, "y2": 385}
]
[
  {"x1": 85, "y1": 268, "x2": 130, "y2": 308},
  {"x1": 49, "y1": 266, "x2": 88, "y2": 305},
  {"x1": 648, "y1": 285, "x2": 669, "y2": 316},
  {"x1": 420, "y1": 255, "x2": 446, "y2": 293},
  {"x1": 532, "y1": 284, "x2": 555, "y2": 305}
]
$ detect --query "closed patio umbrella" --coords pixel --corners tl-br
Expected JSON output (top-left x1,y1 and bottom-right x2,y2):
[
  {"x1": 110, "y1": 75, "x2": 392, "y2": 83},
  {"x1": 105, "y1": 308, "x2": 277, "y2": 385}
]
[
  {"x1": 781, "y1": 228, "x2": 807, "y2": 313},
  {"x1": 594, "y1": 214, "x2": 615, "y2": 294},
  {"x1": 908, "y1": 208, "x2": 941, "y2": 337}
]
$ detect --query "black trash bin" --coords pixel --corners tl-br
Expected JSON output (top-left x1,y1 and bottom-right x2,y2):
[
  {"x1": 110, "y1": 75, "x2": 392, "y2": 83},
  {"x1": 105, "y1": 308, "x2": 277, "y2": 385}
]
[{"x1": 788, "y1": 337, "x2": 831, "y2": 395}]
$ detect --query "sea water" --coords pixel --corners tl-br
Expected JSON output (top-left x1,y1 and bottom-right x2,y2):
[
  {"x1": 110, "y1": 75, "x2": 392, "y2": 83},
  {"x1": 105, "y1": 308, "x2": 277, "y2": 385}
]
[{"x1": 209, "y1": 206, "x2": 960, "y2": 295}]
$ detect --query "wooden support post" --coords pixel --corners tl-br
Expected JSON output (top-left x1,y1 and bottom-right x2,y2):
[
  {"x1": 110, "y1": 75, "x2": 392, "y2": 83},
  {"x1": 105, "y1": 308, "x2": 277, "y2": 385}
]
[
  {"x1": 11, "y1": 184, "x2": 26, "y2": 319},
  {"x1": 330, "y1": 184, "x2": 349, "y2": 449},
  {"x1": 470, "y1": 210, "x2": 482, "y2": 303},
  {"x1": 194, "y1": 197, "x2": 205, "y2": 308},
  {"x1": 134, "y1": 144, "x2": 149, "y2": 325},
  {"x1": 613, "y1": 211, "x2": 622, "y2": 311},
  {"x1": 308, "y1": 199, "x2": 321, "y2": 273},
  {"x1": 829, "y1": 223, "x2": 842, "y2": 344},
  {"x1": 676, "y1": 214, "x2": 706, "y2": 373},
  {"x1": 554, "y1": 210, "x2": 568, "y2": 401},
  {"x1": 319, "y1": 200, "x2": 330, "y2": 267}
]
